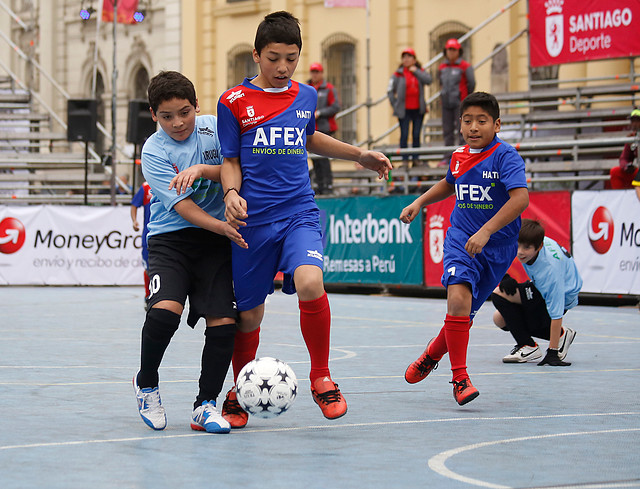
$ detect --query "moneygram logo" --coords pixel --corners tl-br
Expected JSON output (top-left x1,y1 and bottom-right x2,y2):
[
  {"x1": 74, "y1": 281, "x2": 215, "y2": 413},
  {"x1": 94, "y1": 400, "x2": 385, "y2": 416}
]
[
  {"x1": 587, "y1": 206, "x2": 614, "y2": 254},
  {"x1": 0, "y1": 217, "x2": 26, "y2": 254}
]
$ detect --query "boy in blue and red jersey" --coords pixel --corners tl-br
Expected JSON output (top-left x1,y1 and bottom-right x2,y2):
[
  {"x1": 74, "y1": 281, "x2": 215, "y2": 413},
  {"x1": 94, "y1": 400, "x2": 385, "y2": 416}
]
[
  {"x1": 400, "y1": 92, "x2": 529, "y2": 406},
  {"x1": 217, "y1": 11, "x2": 392, "y2": 427}
]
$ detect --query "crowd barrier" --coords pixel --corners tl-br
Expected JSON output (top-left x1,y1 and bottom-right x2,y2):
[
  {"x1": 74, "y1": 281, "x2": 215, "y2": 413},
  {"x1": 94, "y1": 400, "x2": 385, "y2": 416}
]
[{"x1": 1, "y1": 189, "x2": 638, "y2": 295}]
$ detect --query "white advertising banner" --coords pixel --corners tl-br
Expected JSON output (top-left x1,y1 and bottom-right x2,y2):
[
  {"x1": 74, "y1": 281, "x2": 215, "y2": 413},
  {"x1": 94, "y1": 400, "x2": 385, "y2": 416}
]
[
  {"x1": 0, "y1": 205, "x2": 143, "y2": 285},
  {"x1": 572, "y1": 190, "x2": 640, "y2": 294}
]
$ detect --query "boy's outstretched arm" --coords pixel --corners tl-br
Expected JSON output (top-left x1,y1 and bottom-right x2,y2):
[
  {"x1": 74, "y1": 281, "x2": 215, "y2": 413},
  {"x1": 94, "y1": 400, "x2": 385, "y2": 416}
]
[
  {"x1": 221, "y1": 156, "x2": 248, "y2": 229},
  {"x1": 306, "y1": 131, "x2": 392, "y2": 180},
  {"x1": 169, "y1": 164, "x2": 222, "y2": 195},
  {"x1": 173, "y1": 197, "x2": 247, "y2": 248},
  {"x1": 400, "y1": 179, "x2": 455, "y2": 224},
  {"x1": 465, "y1": 187, "x2": 529, "y2": 257}
]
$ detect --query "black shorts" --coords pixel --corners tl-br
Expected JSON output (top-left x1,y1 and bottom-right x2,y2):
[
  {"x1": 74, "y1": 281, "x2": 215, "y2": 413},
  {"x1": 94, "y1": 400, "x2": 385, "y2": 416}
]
[
  {"x1": 518, "y1": 281, "x2": 552, "y2": 335},
  {"x1": 147, "y1": 227, "x2": 237, "y2": 327}
]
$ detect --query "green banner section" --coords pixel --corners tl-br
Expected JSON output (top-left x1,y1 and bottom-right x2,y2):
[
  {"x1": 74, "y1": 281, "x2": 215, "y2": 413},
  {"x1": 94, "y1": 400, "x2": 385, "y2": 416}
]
[{"x1": 316, "y1": 195, "x2": 423, "y2": 285}]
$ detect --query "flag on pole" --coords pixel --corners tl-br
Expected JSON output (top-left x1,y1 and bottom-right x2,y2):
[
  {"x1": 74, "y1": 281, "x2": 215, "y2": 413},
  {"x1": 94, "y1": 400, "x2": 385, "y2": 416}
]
[
  {"x1": 102, "y1": 0, "x2": 139, "y2": 24},
  {"x1": 324, "y1": 0, "x2": 367, "y2": 7}
]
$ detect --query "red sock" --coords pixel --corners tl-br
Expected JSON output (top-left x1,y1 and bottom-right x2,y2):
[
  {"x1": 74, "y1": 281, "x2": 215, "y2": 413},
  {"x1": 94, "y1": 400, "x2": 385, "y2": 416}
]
[
  {"x1": 143, "y1": 270, "x2": 150, "y2": 298},
  {"x1": 428, "y1": 326, "x2": 448, "y2": 361},
  {"x1": 232, "y1": 327, "x2": 260, "y2": 382},
  {"x1": 444, "y1": 314, "x2": 471, "y2": 383},
  {"x1": 299, "y1": 292, "x2": 331, "y2": 382}
]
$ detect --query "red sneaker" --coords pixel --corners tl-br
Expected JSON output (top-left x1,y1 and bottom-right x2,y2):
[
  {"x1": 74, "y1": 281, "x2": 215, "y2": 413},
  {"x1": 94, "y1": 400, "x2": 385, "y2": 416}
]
[
  {"x1": 221, "y1": 388, "x2": 249, "y2": 429},
  {"x1": 310, "y1": 376, "x2": 347, "y2": 420},
  {"x1": 451, "y1": 378, "x2": 479, "y2": 406},
  {"x1": 405, "y1": 338, "x2": 439, "y2": 384}
]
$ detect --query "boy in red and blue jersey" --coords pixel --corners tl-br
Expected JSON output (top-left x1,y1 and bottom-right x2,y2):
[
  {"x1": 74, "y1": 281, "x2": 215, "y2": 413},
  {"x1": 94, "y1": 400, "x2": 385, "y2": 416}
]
[
  {"x1": 400, "y1": 91, "x2": 529, "y2": 405},
  {"x1": 217, "y1": 11, "x2": 391, "y2": 427}
]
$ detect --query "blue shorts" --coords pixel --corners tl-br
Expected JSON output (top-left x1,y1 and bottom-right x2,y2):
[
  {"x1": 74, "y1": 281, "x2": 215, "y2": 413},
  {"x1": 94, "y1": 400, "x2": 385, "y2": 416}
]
[
  {"x1": 232, "y1": 209, "x2": 324, "y2": 311},
  {"x1": 442, "y1": 227, "x2": 517, "y2": 319}
]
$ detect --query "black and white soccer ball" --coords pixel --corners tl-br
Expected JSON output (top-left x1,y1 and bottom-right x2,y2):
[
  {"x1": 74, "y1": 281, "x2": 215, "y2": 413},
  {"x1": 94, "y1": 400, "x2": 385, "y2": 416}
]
[{"x1": 235, "y1": 357, "x2": 298, "y2": 418}]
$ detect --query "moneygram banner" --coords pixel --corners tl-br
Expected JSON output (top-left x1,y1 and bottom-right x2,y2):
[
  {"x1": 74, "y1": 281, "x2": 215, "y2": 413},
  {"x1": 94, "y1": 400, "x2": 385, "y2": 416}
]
[
  {"x1": 571, "y1": 190, "x2": 640, "y2": 294},
  {"x1": 0, "y1": 205, "x2": 143, "y2": 285},
  {"x1": 316, "y1": 195, "x2": 423, "y2": 285},
  {"x1": 529, "y1": 0, "x2": 640, "y2": 67}
]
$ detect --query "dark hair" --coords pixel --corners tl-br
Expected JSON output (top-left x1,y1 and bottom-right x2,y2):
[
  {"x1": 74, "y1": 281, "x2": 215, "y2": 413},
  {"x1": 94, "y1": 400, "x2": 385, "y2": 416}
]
[
  {"x1": 147, "y1": 71, "x2": 197, "y2": 114},
  {"x1": 459, "y1": 91, "x2": 500, "y2": 121},
  {"x1": 254, "y1": 11, "x2": 302, "y2": 55},
  {"x1": 518, "y1": 219, "x2": 545, "y2": 249}
]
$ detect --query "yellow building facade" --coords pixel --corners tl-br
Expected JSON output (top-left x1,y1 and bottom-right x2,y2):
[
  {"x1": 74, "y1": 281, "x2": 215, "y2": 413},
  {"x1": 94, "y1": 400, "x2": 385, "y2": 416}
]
[{"x1": 179, "y1": 0, "x2": 635, "y2": 147}]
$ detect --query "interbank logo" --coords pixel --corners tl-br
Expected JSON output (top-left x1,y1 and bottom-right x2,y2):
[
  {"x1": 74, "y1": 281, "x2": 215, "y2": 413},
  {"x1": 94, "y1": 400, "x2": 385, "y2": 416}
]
[
  {"x1": 587, "y1": 205, "x2": 614, "y2": 254},
  {"x1": 545, "y1": 0, "x2": 564, "y2": 58},
  {"x1": 0, "y1": 217, "x2": 26, "y2": 254}
]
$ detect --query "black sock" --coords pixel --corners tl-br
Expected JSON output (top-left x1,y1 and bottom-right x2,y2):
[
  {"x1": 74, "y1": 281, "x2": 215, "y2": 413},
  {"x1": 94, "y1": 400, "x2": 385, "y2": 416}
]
[
  {"x1": 194, "y1": 323, "x2": 236, "y2": 409},
  {"x1": 137, "y1": 308, "x2": 181, "y2": 388}
]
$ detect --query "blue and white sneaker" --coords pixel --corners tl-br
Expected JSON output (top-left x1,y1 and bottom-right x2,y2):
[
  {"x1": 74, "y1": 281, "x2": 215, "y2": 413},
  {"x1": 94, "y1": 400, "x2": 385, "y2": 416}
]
[
  {"x1": 133, "y1": 374, "x2": 167, "y2": 431},
  {"x1": 191, "y1": 401, "x2": 231, "y2": 434}
]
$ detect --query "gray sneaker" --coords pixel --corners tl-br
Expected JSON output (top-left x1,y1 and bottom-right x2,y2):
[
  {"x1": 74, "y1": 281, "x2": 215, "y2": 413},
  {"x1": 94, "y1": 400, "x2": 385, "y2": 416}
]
[
  {"x1": 558, "y1": 328, "x2": 576, "y2": 360},
  {"x1": 502, "y1": 344, "x2": 542, "y2": 363},
  {"x1": 133, "y1": 374, "x2": 167, "y2": 431}
]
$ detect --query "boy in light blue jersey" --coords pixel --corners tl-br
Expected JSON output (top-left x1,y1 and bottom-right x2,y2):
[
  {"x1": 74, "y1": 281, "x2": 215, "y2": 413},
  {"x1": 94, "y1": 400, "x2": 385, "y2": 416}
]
[
  {"x1": 491, "y1": 219, "x2": 582, "y2": 366},
  {"x1": 217, "y1": 11, "x2": 392, "y2": 427},
  {"x1": 400, "y1": 91, "x2": 529, "y2": 405},
  {"x1": 133, "y1": 70, "x2": 247, "y2": 434}
]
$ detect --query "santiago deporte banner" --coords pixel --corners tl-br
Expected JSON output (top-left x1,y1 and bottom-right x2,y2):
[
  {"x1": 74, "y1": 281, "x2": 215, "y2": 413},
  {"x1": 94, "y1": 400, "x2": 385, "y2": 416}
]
[
  {"x1": 571, "y1": 190, "x2": 640, "y2": 294},
  {"x1": 316, "y1": 195, "x2": 423, "y2": 285},
  {"x1": 529, "y1": 0, "x2": 640, "y2": 67},
  {"x1": 0, "y1": 205, "x2": 144, "y2": 285}
]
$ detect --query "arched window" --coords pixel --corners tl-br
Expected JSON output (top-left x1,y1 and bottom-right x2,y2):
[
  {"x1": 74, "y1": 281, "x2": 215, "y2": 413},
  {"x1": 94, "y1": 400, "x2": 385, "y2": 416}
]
[
  {"x1": 133, "y1": 66, "x2": 150, "y2": 100},
  {"x1": 322, "y1": 34, "x2": 357, "y2": 144},
  {"x1": 227, "y1": 44, "x2": 257, "y2": 89}
]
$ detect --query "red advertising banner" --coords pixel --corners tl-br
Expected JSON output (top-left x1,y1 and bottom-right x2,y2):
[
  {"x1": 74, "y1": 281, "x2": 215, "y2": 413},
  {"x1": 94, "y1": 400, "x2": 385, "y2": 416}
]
[
  {"x1": 422, "y1": 191, "x2": 571, "y2": 287},
  {"x1": 529, "y1": 0, "x2": 640, "y2": 67}
]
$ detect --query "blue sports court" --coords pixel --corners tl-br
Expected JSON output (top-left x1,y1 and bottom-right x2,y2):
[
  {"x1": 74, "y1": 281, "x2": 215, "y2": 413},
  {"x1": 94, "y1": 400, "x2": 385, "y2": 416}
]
[{"x1": 0, "y1": 286, "x2": 638, "y2": 489}]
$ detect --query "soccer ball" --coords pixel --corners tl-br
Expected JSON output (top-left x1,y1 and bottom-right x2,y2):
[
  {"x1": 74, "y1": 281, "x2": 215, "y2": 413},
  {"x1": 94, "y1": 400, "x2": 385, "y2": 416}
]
[{"x1": 235, "y1": 357, "x2": 298, "y2": 418}]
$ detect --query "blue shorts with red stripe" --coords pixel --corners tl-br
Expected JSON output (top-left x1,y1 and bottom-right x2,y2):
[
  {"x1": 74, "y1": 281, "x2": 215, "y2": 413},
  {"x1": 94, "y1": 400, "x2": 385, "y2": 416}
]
[
  {"x1": 232, "y1": 209, "x2": 324, "y2": 311},
  {"x1": 442, "y1": 227, "x2": 517, "y2": 319}
]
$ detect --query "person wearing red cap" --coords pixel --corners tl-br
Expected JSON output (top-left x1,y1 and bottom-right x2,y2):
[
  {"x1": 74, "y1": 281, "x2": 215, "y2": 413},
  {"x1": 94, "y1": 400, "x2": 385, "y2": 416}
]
[
  {"x1": 308, "y1": 62, "x2": 340, "y2": 195},
  {"x1": 387, "y1": 47, "x2": 432, "y2": 167},
  {"x1": 609, "y1": 108, "x2": 640, "y2": 189},
  {"x1": 439, "y1": 38, "x2": 476, "y2": 161}
]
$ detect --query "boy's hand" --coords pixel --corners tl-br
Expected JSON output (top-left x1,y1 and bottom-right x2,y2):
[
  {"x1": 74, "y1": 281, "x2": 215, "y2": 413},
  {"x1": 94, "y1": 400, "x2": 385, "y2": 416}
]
[
  {"x1": 537, "y1": 349, "x2": 571, "y2": 366},
  {"x1": 132, "y1": 219, "x2": 140, "y2": 232},
  {"x1": 465, "y1": 229, "x2": 491, "y2": 257},
  {"x1": 400, "y1": 202, "x2": 421, "y2": 224},
  {"x1": 358, "y1": 151, "x2": 392, "y2": 180},
  {"x1": 169, "y1": 165, "x2": 204, "y2": 195},
  {"x1": 219, "y1": 221, "x2": 248, "y2": 249},
  {"x1": 224, "y1": 192, "x2": 248, "y2": 229}
]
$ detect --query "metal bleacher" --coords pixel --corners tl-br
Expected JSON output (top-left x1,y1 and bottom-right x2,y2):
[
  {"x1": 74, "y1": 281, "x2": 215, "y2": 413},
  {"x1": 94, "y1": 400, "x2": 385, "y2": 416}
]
[{"x1": 327, "y1": 81, "x2": 639, "y2": 196}]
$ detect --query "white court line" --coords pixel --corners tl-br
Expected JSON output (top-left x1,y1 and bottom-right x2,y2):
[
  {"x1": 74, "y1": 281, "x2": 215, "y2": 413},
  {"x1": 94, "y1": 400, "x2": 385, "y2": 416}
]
[
  {"x1": 1, "y1": 412, "x2": 637, "y2": 451},
  {"x1": 1, "y1": 368, "x2": 638, "y2": 386},
  {"x1": 427, "y1": 428, "x2": 640, "y2": 489}
]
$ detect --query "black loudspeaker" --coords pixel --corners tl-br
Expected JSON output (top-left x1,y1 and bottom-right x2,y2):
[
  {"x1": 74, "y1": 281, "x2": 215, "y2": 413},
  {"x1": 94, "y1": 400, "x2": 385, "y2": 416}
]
[
  {"x1": 126, "y1": 99, "x2": 156, "y2": 145},
  {"x1": 67, "y1": 99, "x2": 98, "y2": 142}
]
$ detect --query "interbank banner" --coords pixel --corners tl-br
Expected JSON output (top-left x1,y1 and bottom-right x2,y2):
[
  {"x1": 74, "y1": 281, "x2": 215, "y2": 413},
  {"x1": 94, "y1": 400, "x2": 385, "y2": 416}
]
[
  {"x1": 572, "y1": 190, "x2": 640, "y2": 294},
  {"x1": 316, "y1": 196, "x2": 423, "y2": 285},
  {"x1": 0, "y1": 205, "x2": 143, "y2": 285},
  {"x1": 529, "y1": 0, "x2": 640, "y2": 67}
]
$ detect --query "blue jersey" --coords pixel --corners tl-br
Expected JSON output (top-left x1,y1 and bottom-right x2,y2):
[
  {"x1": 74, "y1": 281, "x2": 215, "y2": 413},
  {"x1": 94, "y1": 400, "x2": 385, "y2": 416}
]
[
  {"x1": 445, "y1": 136, "x2": 528, "y2": 243},
  {"x1": 141, "y1": 115, "x2": 224, "y2": 238},
  {"x1": 523, "y1": 236, "x2": 583, "y2": 319},
  {"x1": 217, "y1": 77, "x2": 318, "y2": 227}
]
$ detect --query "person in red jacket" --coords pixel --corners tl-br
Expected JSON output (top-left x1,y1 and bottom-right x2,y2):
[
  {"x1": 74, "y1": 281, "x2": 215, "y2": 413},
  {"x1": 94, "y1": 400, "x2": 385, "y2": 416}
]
[
  {"x1": 308, "y1": 62, "x2": 340, "y2": 195},
  {"x1": 609, "y1": 108, "x2": 640, "y2": 189},
  {"x1": 439, "y1": 38, "x2": 476, "y2": 162}
]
